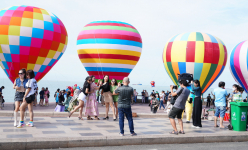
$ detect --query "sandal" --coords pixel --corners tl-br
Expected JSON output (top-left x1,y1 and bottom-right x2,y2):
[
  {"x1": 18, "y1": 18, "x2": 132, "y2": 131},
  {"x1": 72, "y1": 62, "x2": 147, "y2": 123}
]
[
  {"x1": 169, "y1": 130, "x2": 178, "y2": 135},
  {"x1": 78, "y1": 117, "x2": 83, "y2": 120},
  {"x1": 179, "y1": 130, "x2": 185, "y2": 134},
  {"x1": 94, "y1": 117, "x2": 100, "y2": 120},
  {"x1": 214, "y1": 125, "x2": 219, "y2": 128},
  {"x1": 87, "y1": 116, "x2": 93, "y2": 120},
  {"x1": 103, "y1": 116, "x2": 109, "y2": 120},
  {"x1": 68, "y1": 112, "x2": 73, "y2": 118}
]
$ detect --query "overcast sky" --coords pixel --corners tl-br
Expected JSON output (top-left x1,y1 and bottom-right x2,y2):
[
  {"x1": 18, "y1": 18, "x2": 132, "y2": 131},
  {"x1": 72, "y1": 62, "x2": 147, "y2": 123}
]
[{"x1": 0, "y1": 0, "x2": 248, "y2": 89}]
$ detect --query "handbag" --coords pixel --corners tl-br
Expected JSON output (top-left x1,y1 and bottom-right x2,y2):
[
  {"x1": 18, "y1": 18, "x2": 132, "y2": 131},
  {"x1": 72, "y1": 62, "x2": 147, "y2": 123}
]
[{"x1": 170, "y1": 88, "x2": 184, "y2": 105}]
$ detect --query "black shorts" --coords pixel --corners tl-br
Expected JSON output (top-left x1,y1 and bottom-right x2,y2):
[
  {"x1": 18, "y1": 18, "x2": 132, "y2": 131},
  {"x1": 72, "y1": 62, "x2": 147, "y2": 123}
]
[
  {"x1": 25, "y1": 94, "x2": 35, "y2": 104},
  {"x1": 169, "y1": 107, "x2": 184, "y2": 119}
]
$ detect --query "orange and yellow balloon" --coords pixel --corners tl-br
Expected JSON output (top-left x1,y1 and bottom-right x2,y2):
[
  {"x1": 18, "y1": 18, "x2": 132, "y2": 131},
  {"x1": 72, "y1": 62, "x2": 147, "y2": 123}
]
[{"x1": 162, "y1": 32, "x2": 228, "y2": 93}]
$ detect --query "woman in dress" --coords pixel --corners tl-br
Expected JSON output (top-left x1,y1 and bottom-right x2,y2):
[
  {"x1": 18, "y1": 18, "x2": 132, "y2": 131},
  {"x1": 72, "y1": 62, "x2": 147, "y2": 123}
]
[
  {"x1": 69, "y1": 76, "x2": 92, "y2": 120},
  {"x1": 110, "y1": 78, "x2": 119, "y2": 119},
  {"x1": 17, "y1": 70, "x2": 38, "y2": 128},
  {"x1": 54, "y1": 91, "x2": 65, "y2": 112},
  {"x1": 191, "y1": 80, "x2": 202, "y2": 128},
  {"x1": 55, "y1": 89, "x2": 60, "y2": 106},
  {"x1": 44, "y1": 87, "x2": 50, "y2": 106},
  {"x1": 100, "y1": 75, "x2": 116, "y2": 121},
  {"x1": 85, "y1": 76, "x2": 101, "y2": 120},
  {"x1": 13, "y1": 69, "x2": 28, "y2": 127}
]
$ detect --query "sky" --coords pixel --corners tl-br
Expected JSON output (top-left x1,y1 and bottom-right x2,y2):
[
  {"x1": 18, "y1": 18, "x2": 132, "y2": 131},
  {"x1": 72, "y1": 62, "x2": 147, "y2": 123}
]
[{"x1": 0, "y1": 0, "x2": 248, "y2": 90}]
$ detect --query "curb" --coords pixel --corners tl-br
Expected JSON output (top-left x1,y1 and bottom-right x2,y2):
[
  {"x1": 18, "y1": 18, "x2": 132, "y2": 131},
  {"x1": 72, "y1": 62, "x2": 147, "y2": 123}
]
[
  {"x1": 0, "y1": 111, "x2": 169, "y2": 118},
  {"x1": 0, "y1": 133, "x2": 248, "y2": 149}
]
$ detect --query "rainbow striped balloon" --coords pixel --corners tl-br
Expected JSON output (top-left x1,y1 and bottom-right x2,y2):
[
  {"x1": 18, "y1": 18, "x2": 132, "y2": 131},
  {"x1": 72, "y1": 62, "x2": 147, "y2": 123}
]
[
  {"x1": 230, "y1": 41, "x2": 248, "y2": 93},
  {"x1": 77, "y1": 21, "x2": 142, "y2": 81},
  {"x1": 162, "y1": 32, "x2": 228, "y2": 93}
]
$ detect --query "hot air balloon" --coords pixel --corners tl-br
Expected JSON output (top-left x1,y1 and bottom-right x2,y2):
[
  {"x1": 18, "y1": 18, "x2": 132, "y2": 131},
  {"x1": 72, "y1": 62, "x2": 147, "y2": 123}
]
[
  {"x1": 230, "y1": 41, "x2": 248, "y2": 93},
  {"x1": 150, "y1": 81, "x2": 155, "y2": 87},
  {"x1": 77, "y1": 21, "x2": 142, "y2": 82},
  {"x1": 0, "y1": 6, "x2": 68, "y2": 83},
  {"x1": 162, "y1": 32, "x2": 227, "y2": 93}
]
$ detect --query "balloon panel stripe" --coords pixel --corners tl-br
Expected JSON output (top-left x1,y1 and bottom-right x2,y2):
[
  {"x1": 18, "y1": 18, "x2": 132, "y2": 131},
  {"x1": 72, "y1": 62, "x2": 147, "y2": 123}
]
[
  {"x1": 77, "y1": 44, "x2": 142, "y2": 52},
  {"x1": 77, "y1": 49, "x2": 141, "y2": 57},
  {"x1": 186, "y1": 41, "x2": 195, "y2": 62},
  {"x1": 85, "y1": 67, "x2": 132, "y2": 73},
  {"x1": 166, "y1": 62, "x2": 177, "y2": 85},
  {"x1": 77, "y1": 34, "x2": 142, "y2": 43},
  {"x1": 77, "y1": 39, "x2": 142, "y2": 48},
  {"x1": 78, "y1": 53, "x2": 140, "y2": 61},
  {"x1": 79, "y1": 58, "x2": 138, "y2": 65},
  {"x1": 82, "y1": 26, "x2": 139, "y2": 33},
  {"x1": 201, "y1": 63, "x2": 217, "y2": 91},
  {"x1": 202, "y1": 64, "x2": 222, "y2": 92},
  {"x1": 79, "y1": 29, "x2": 141, "y2": 38},
  {"x1": 85, "y1": 23, "x2": 136, "y2": 29}
]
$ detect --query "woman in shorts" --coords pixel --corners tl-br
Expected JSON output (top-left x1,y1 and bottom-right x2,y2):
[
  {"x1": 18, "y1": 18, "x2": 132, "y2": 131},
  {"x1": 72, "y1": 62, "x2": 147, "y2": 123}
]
[
  {"x1": 110, "y1": 78, "x2": 119, "y2": 119},
  {"x1": 13, "y1": 69, "x2": 28, "y2": 127},
  {"x1": 68, "y1": 76, "x2": 92, "y2": 120},
  {"x1": 17, "y1": 70, "x2": 38, "y2": 128}
]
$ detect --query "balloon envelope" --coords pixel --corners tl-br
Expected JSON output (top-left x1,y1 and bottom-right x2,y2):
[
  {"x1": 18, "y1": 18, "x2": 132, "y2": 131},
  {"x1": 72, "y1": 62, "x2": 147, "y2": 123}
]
[
  {"x1": 77, "y1": 21, "x2": 142, "y2": 82},
  {"x1": 229, "y1": 41, "x2": 248, "y2": 92},
  {"x1": 0, "y1": 6, "x2": 68, "y2": 83},
  {"x1": 162, "y1": 32, "x2": 227, "y2": 93}
]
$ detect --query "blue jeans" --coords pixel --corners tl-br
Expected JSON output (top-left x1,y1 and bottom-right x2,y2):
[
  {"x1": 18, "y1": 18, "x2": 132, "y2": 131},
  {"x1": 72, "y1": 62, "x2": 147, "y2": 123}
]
[
  {"x1": 118, "y1": 108, "x2": 134, "y2": 134},
  {"x1": 215, "y1": 106, "x2": 226, "y2": 118},
  {"x1": 133, "y1": 96, "x2": 137, "y2": 103},
  {"x1": 159, "y1": 100, "x2": 165, "y2": 109}
]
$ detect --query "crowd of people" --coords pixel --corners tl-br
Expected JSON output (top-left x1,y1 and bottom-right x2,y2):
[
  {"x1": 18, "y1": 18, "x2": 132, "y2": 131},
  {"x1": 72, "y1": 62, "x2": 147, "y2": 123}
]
[{"x1": 1, "y1": 68, "x2": 248, "y2": 135}]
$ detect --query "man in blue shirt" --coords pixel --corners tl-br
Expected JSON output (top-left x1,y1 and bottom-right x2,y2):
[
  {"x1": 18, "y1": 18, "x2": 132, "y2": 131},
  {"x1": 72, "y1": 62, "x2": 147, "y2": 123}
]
[{"x1": 213, "y1": 81, "x2": 228, "y2": 129}]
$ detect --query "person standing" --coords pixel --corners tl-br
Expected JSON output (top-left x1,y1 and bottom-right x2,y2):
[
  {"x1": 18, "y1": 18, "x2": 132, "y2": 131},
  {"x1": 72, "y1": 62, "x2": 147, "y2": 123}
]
[
  {"x1": 141, "y1": 90, "x2": 145, "y2": 103},
  {"x1": 54, "y1": 91, "x2": 65, "y2": 112},
  {"x1": 110, "y1": 78, "x2": 119, "y2": 119},
  {"x1": 13, "y1": 69, "x2": 28, "y2": 126},
  {"x1": 0, "y1": 86, "x2": 4, "y2": 109},
  {"x1": 96, "y1": 90, "x2": 100, "y2": 103},
  {"x1": 69, "y1": 76, "x2": 92, "y2": 120},
  {"x1": 133, "y1": 89, "x2": 138, "y2": 103},
  {"x1": 55, "y1": 89, "x2": 60, "y2": 106},
  {"x1": 151, "y1": 94, "x2": 160, "y2": 113},
  {"x1": 145, "y1": 90, "x2": 149, "y2": 103},
  {"x1": 114, "y1": 77, "x2": 137, "y2": 136},
  {"x1": 44, "y1": 87, "x2": 50, "y2": 106},
  {"x1": 85, "y1": 76, "x2": 101, "y2": 120},
  {"x1": 17, "y1": 70, "x2": 38, "y2": 128},
  {"x1": 39, "y1": 88, "x2": 45, "y2": 106},
  {"x1": 100, "y1": 75, "x2": 116, "y2": 121},
  {"x1": 169, "y1": 80, "x2": 190, "y2": 134},
  {"x1": 206, "y1": 94, "x2": 211, "y2": 108},
  {"x1": 191, "y1": 80, "x2": 202, "y2": 128},
  {"x1": 213, "y1": 81, "x2": 228, "y2": 129},
  {"x1": 159, "y1": 91, "x2": 165, "y2": 110},
  {"x1": 63, "y1": 91, "x2": 72, "y2": 111}
]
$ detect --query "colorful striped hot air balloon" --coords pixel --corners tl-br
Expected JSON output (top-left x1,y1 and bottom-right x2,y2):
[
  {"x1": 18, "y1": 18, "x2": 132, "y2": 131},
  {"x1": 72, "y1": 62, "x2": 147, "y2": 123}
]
[
  {"x1": 77, "y1": 21, "x2": 142, "y2": 82},
  {"x1": 230, "y1": 41, "x2": 248, "y2": 93},
  {"x1": 162, "y1": 32, "x2": 228, "y2": 93}
]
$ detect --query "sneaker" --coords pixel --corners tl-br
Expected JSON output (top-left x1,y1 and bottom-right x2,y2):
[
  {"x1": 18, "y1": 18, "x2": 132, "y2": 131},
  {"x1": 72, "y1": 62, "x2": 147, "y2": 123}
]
[
  {"x1": 119, "y1": 133, "x2": 124, "y2": 136},
  {"x1": 131, "y1": 132, "x2": 137, "y2": 136},
  {"x1": 17, "y1": 122, "x2": 25, "y2": 128},
  {"x1": 26, "y1": 122, "x2": 34, "y2": 127},
  {"x1": 186, "y1": 121, "x2": 190, "y2": 123},
  {"x1": 191, "y1": 125, "x2": 196, "y2": 128}
]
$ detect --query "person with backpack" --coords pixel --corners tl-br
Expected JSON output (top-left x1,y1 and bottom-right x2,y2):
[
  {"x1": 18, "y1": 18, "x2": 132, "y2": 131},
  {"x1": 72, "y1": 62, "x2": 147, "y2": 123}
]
[{"x1": 169, "y1": 80, "x2": 190, "y2": 135}]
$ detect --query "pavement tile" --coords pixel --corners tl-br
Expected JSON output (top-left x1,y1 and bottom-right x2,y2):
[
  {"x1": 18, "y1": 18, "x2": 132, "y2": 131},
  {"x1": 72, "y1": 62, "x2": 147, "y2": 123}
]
[
  {"x1": 142, "y1": 131, "x2": 164, "y2": 135},
  {"x1": 6, "y1": 134, "x2": 33, "y2": 138},
  {"x1": 42, "y1": 131, "x2": 66, "y2": 134},
  {"x1": 79, "y1": 133, "x2": 104, "y2": 136},
  {"x1": 96, "y1": 125, "x2": 115, "y2": 128},
  {"x1": 3, "y1": 129, "x2": 27, "y2": 132},
  {"x1": 70, "y1": 127, "x2": 91, "y2": 131}
]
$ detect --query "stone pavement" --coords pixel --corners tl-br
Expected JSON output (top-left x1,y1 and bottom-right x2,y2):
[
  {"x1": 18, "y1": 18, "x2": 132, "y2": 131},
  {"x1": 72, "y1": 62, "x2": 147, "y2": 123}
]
[{"x1": 0, "y1": 116, "x2": 248, "y2": 149}]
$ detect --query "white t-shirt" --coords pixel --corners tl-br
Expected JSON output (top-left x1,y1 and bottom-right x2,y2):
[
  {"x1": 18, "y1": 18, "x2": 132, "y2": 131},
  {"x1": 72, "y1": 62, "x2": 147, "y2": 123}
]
[
  {"x1": 160, "y1": 93, "x2": 165, "y2": 100},
  {"x1": 25, "y1": 78, "x2": 38, "y2": 97}
]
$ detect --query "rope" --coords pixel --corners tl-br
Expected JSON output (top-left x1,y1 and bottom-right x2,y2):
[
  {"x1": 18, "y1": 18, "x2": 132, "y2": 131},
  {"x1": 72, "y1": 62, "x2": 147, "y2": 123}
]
[{"x1": 93, "y1": 29, "x2": 104, "y2": 79}]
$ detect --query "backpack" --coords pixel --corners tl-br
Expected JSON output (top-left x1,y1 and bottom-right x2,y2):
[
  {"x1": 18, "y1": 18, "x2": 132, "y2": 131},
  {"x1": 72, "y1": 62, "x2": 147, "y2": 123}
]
[{"x1": 170, "y1": 88, "x2": 184, "y2": 105}]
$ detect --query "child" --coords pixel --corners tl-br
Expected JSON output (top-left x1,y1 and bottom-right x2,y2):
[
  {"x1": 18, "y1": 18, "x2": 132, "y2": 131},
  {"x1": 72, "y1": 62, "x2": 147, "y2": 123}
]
[{"x1": 150, "y1": 94, "x2": 159, "y2": 114}]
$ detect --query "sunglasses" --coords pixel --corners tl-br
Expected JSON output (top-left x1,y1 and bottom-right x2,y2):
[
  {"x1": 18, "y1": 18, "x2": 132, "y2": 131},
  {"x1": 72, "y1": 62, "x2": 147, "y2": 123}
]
[
  {"x1": 88, "y1": 80, "x2": 92, "y2": 81},
  {"x1": 18, "y1": 73, "x2": 23, "y2": 75},
  {"x1": 111, "y1": 81, "x2": 115, "y2": 82}
]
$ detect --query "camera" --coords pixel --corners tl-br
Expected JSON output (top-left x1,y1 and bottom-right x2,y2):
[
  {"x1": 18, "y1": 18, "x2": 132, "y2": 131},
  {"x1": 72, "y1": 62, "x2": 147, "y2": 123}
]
[{"x1": 172, "y1": 85, "x2": 177, "y2": 89}]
